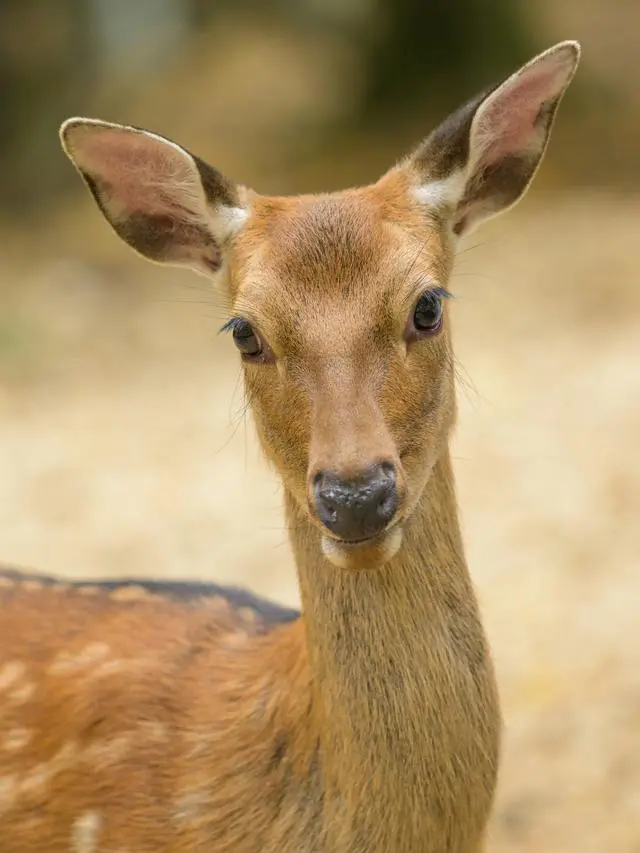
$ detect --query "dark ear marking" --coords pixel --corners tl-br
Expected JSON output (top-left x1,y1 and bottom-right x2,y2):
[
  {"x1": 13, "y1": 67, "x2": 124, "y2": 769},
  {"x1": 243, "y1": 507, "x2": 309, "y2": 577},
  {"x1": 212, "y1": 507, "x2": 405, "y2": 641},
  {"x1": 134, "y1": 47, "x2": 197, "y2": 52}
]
[
  {"x1": 411, "y1": 87, "x2": 494, "y2": 182},
  {"x1": 192, "y1": 154, "x2": 241, "y2": 211},
  {"x1": 116, "y1": 213, "x2": 223, "y2": 269},
  {"x1": 405, "y1": 41, "x2": 581, "y2": 236}
]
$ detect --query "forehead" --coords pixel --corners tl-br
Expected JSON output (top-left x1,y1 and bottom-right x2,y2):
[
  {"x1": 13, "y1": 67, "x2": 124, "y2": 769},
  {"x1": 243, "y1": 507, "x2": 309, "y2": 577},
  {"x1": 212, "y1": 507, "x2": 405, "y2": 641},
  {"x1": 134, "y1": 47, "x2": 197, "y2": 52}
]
[
  {"x1": 231, "y1": 185, "x2": 449, "y2": 344},
  {"x1": 262, "y1": 193, "x2": 390, "y2": 286}
]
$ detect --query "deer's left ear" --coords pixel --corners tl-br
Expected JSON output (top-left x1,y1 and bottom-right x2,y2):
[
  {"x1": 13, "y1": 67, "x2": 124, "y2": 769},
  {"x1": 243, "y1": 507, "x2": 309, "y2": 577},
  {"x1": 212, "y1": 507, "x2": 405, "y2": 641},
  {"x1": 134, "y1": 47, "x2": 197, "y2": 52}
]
[
  {"x1": 60, "y1": 119, "x2": 249, "y2": 277},
  {"x1": 403, "y1": 41, "x2": 580, "y2": 236}
]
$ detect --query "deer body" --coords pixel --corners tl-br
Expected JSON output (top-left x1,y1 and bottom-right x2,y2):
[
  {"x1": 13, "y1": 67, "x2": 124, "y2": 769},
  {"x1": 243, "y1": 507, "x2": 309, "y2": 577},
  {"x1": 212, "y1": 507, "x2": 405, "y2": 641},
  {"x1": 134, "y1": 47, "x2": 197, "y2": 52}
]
[
  {"x1": 0, "y1": 453, "x2": 496, "y2": 852},
  {"x1": 0, "y1": 41, "x2": 579, "y2": 852}
]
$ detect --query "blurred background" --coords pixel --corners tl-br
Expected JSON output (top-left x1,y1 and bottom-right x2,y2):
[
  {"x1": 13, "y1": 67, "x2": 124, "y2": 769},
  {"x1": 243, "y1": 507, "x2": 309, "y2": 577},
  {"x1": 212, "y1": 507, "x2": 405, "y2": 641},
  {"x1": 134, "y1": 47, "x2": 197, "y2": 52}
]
[{"x1": 1, "y1": 1, "x2": 639, "y2": 850}]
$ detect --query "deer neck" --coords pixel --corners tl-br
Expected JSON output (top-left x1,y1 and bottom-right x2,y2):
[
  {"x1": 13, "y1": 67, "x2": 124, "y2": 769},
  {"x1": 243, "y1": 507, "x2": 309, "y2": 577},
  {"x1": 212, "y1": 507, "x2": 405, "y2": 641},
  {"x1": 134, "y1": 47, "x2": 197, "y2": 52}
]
[{"x1": 285, "y1": 449, "x2": 500, "y2": 850}]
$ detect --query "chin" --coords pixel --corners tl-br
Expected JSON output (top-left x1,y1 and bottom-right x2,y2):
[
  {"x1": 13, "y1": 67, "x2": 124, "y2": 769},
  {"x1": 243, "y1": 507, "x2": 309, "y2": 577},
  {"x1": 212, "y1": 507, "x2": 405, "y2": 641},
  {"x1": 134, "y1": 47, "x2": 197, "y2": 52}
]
[{"x1": 321, "y1": 526, "x2": 404, "y2": 570}]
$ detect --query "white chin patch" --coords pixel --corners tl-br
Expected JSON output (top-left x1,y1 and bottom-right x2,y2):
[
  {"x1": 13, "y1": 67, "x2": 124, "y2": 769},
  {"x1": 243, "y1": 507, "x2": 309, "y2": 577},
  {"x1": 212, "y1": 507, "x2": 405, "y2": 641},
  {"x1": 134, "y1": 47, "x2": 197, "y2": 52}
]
[{"x1": 321, "y1": 527, "x2": 403, "y2": 570}]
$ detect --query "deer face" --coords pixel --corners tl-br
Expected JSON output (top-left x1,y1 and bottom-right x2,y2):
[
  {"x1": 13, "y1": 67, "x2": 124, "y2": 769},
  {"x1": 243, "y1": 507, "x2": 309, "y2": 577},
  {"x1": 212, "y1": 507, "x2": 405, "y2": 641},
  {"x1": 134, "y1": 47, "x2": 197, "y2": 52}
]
[
  {"x1": 225, "y1": 183, "x2": 457, "y2": 567},
  {"x1": 60, "y1": 41, "x2": 579, "y2": 568}
]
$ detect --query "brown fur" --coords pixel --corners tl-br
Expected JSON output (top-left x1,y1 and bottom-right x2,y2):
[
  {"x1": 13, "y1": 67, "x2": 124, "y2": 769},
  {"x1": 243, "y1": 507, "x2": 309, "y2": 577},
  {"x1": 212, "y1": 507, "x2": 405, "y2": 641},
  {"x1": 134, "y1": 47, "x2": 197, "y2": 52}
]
[{"x1": 1, "y1": 42, "x2": 581, "y2": 853}]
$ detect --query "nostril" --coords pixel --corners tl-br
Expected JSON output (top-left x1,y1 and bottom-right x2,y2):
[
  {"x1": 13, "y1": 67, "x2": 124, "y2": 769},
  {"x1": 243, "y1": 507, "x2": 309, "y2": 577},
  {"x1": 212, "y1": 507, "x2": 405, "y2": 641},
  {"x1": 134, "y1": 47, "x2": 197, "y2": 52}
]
[
  {"x1": 313, "y1": 474, "x2": 339, "y2": 528},
  {"x1": 377, "y1": 489, "x2": 397, "y2": 521},
  {"x1": 375, "y1": 473, "x2": 398, "y2": 525},
  {"x1": 323, "y1": 503, "x2": 338, "y2": 525},
  {"x1": 379, "y1": 461, "x2": 396, "y2": 479}
]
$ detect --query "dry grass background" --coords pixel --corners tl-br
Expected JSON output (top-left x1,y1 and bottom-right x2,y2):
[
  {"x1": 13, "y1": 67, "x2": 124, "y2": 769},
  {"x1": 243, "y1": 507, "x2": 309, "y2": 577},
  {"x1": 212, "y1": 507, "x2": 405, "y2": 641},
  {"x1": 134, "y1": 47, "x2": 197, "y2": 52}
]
[{"x1": 1, "y1": 189, "x2": 638, "y2": 852}]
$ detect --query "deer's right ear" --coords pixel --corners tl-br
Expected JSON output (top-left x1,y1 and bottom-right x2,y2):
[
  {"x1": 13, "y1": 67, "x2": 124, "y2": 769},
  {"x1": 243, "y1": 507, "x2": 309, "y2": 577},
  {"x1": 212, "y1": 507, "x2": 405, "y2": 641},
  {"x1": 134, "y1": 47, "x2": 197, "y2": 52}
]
[
  {"x1": 401, "y1": 41, "x2": 580, "y2": 237},
  {"x1": 60, "y1": 119, "x2": 249, "y2": 277}
]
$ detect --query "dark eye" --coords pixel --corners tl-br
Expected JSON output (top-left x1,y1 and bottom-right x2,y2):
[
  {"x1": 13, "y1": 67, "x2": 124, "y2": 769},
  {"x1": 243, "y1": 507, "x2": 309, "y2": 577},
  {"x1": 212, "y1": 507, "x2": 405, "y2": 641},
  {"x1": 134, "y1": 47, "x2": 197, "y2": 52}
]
[
  {"x1": 231, "y1": 319, "x2": 263, "y2": 358},
  {"x1": 411, "y1": 290, "x2": 444, "y2": 335}
]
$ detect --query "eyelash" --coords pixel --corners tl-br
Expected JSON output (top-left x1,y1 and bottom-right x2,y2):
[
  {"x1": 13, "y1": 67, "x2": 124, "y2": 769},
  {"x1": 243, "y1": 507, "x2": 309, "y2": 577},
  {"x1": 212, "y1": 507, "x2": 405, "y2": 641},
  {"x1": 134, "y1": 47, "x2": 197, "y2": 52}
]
[
  {"x1": 407, "y1": 285, "x2": 454, "y2": 307},
  {"x1": 219, "y1": 317, "x2": 247, "y2": 335},
  {"x1": 432, "y1": 286, "x2": 453, "y2": 300}
]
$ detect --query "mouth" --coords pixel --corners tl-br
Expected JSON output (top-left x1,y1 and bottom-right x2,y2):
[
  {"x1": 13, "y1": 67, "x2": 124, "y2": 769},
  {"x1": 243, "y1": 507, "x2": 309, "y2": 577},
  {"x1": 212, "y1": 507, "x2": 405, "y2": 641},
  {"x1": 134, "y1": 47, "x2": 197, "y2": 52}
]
[{"x1": 320, "y1": 524, "x2": 404, "y2": 569}]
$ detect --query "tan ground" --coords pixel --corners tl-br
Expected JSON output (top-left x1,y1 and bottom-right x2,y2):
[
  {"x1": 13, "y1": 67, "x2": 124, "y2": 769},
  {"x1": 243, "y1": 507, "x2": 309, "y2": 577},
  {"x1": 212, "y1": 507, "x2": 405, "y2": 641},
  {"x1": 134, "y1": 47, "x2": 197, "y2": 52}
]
[{"x1": 1, "y1": 192, "x2": 638, "y2": 851}]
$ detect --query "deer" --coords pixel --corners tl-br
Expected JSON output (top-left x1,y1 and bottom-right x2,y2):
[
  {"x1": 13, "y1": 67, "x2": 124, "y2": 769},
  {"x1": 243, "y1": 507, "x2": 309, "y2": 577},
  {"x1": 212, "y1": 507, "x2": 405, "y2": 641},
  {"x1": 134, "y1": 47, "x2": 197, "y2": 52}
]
[{"x1": 0, "y1": 41, "x2": 580, "y2": 852}]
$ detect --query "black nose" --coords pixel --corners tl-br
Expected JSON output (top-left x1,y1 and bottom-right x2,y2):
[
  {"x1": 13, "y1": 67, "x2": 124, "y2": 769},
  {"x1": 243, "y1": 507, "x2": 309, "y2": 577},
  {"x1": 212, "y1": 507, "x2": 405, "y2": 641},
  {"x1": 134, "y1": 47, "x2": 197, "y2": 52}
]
[{"x1": 312, "y1": 463, "x2": 398, "y2": 543}]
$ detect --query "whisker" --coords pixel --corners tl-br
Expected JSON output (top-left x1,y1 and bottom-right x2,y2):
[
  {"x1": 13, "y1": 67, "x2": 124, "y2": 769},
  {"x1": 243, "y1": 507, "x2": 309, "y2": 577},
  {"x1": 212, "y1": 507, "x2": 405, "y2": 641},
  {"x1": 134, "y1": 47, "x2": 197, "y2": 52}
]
[
  {"x1": 210, "y1": 369, "x2": 252, "y2": 456},
  {"x1": 454, "y1": 238, "x2": 489, "y2": 259},
  {"x1": 449, "y1": 271, "x2": 495, "y2": 283},
  {"x1": 151, "y1": 298, "x2": 219, "y2": 306},
  {"x1": 454, "y1": 356, "x2": 485, "y2": 409}
]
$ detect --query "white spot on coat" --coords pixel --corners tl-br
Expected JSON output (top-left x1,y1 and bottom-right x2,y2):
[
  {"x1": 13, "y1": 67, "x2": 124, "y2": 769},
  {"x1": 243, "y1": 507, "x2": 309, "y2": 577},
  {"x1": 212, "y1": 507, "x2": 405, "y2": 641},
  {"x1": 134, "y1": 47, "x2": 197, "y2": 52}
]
[
  {"x1": 8, "y1": 681, "x2": 36, "y2": 704},
  {"x1": 71, "y1": 810, "x2": 102, "y2": 853},
  {"x1": 0, "y1": 662, "x2": 26, "y2": 692},
  {"x1": 2, "y1": 728, "x2": 32, "y2": 751},
  {"x1": 0, "y1": 774, "x2": 17, "y2": 815},
  {"x1": 48, "y1": 642, "x2": 110, "y2": 675},
  {"x1": 20, "y1": 741, "x2": 80, "y2": 795}
]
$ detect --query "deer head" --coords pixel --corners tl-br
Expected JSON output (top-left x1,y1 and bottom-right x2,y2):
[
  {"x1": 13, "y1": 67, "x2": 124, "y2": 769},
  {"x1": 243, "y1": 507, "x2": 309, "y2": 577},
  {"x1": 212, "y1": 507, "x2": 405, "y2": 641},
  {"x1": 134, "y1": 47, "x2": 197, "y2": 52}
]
[{"x1": 60, "y1": 41, "x2": 580, "y2": 570}]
